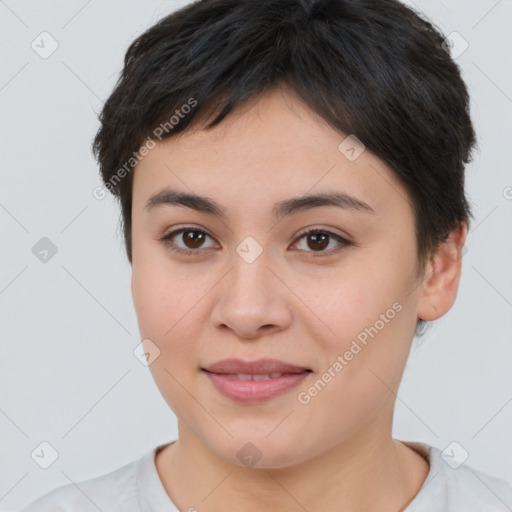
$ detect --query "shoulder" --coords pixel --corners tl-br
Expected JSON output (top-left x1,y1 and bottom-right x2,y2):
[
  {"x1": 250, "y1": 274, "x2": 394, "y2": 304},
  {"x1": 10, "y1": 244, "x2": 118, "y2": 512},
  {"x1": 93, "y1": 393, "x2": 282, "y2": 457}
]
[
  {"x1": 404, "y1": 441, "x2": 512, "y2": 512},
  {"x1": 18, "y1": 450, "x2": 152, "y2": 512}
]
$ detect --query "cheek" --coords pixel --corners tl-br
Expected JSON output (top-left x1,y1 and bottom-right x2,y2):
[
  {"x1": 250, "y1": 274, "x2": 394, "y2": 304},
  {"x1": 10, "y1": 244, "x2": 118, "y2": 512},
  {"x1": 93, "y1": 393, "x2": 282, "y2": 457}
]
[
  {"x1": 132, "y1": 261, "x2": 210, "y2": 368},
  {"x1": 133, "y1": 256, "x2": 190, "y2": 329},
  {"x1": 132, "y1": 265, "x2": 203, "y2": 412},
  {"x1": 301, "y1": 272, "x2": 411, "y2": 409},
  {"x1": 302, "y1": 270, "x2": 401, "y2": 343},
  {"x1": 296, "y1": 315, "x2": 410, "y2": 446}
]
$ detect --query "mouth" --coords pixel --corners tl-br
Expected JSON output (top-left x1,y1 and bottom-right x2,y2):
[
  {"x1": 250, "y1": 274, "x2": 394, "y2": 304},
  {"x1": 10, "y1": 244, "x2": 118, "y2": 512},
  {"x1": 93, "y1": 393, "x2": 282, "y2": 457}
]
[
  {"x1": 201, "y1": 358, "x2": 313, "y2": 403},
  {"x1": 201, "y1": 357, "x2": 311, "y2": 375},
  {"x1": 202, "y1": 371, "x2": 309, "y2": 380}
]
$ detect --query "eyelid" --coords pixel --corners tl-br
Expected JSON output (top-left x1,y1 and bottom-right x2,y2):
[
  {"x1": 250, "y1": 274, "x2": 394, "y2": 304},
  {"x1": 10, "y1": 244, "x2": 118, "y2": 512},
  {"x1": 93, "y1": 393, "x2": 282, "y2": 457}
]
[
  {"x1": 159, "y1": 225, "x2": 353, "y2": 256},
  {"x1": 159, "y1": 226, "x2": 217, "y2": 255},
  {"x1": 290, "y1": 227, "x2": 353, "y2": 256}
]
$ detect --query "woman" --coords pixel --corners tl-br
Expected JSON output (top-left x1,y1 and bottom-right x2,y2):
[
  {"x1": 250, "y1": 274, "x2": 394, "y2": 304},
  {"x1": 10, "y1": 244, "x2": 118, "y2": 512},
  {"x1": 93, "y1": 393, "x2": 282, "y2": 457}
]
[{"x1": 21, "y1": 0, "x2": 512, "y2": 510}]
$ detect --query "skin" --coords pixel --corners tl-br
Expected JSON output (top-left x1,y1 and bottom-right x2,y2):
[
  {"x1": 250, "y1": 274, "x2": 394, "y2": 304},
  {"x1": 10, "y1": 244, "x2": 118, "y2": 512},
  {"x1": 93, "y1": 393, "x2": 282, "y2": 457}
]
[{"x1": 130, "y1": 85, "x2": 467, "y2": 511}]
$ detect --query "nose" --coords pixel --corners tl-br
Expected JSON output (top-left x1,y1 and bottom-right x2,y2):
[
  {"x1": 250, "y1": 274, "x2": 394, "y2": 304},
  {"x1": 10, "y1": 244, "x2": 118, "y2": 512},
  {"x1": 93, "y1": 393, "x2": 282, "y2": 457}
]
[{"x1": 209, "y1": 253, "x2": 293, "y2": 340}]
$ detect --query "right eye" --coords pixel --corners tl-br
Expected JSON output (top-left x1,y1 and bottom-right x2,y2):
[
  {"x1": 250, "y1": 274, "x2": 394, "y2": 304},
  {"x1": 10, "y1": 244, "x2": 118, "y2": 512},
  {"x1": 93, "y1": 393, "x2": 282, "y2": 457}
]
[{"x1": 159, "y1": 227, "x2": 217, "y2": 256}]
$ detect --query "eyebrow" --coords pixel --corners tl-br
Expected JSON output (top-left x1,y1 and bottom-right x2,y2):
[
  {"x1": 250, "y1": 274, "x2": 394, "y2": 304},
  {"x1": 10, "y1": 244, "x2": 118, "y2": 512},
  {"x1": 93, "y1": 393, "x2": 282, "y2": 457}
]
[{"x1": 144, "y1": 187, "x2": 377, "y2": 219}]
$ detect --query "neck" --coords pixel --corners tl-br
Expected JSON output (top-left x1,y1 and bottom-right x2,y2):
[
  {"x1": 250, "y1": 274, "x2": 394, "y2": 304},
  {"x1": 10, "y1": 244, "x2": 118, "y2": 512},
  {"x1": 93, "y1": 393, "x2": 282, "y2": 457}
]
[{"x1": 156, "y1": 418, "x2": 428, "y2": 511}]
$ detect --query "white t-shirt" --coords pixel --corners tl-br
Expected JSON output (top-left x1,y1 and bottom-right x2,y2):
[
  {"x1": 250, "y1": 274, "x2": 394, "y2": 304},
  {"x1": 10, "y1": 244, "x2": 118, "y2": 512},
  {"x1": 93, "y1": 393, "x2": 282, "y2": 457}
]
[{"x1": 19, "y1": 440, "x2": 512, "y2": 511}]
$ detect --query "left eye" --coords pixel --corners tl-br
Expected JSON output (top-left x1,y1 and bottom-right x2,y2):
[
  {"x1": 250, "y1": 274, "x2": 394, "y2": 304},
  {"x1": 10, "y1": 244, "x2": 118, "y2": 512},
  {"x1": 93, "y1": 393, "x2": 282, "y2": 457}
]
[
  {"x1": 160, "y1": 227, "x2": 352, "y2": 256},
  {"x1": 291, "y1": 228, "x2": 352, "y2": 255}
]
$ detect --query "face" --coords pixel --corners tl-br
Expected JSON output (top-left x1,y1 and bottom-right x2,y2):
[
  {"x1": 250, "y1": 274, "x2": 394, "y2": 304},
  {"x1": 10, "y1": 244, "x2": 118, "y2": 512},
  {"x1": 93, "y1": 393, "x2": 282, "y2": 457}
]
[{"x1": 131, "y1": 86, "x2": 429, "y2": 468}]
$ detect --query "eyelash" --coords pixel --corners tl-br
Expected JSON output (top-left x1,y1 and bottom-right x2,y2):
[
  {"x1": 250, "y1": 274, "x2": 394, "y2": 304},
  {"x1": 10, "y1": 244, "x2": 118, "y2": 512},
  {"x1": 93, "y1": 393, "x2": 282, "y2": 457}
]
[{"x1": 159, "y1": 227, "x2": 353, "y2": 257}]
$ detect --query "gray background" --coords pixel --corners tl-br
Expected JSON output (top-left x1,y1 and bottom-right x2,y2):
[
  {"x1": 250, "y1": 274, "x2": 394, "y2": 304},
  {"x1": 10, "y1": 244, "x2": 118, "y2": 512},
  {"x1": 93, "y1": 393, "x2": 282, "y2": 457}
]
[{"x1": 1, "y1": 0, "x2": 511, "y2": 510}]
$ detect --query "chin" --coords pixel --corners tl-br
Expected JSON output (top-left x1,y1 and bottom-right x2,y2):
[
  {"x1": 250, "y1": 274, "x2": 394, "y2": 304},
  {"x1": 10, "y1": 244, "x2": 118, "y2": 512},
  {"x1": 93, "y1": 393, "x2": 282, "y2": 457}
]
[{"x1": 205, "y1": 432, "x2": 313, "y2": 470}]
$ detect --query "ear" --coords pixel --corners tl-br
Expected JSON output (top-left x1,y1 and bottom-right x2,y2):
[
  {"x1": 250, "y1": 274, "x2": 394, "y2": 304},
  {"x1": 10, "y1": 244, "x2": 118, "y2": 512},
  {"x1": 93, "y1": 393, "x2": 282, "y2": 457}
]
[{"x1": 416, "y1": 222, "x2": 468, "y2": 322}]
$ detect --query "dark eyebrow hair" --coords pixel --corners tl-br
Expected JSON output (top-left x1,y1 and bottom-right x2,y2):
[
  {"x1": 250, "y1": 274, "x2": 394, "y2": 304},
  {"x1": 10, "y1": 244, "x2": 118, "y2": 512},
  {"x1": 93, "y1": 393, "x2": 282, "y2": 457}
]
[{"x1": 144, "y1": 187, "x2": 377, "y2": 219}]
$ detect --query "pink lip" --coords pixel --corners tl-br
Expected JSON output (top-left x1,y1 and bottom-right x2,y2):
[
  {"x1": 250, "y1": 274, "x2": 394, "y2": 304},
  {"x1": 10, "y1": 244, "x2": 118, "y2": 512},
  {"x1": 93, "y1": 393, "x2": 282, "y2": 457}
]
[
  {"x1": 202, "y1": 357, "x2": 310, "y2": 374},
  {"x1": 201, "y1": 358, "x2": 312, "y2": 404}
]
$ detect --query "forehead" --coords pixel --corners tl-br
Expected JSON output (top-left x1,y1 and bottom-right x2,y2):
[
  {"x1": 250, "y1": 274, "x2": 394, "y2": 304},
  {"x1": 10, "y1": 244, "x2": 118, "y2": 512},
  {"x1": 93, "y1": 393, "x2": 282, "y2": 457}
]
[{"x1": 132, "y1": 87, "x2": 411, "y2": 220}]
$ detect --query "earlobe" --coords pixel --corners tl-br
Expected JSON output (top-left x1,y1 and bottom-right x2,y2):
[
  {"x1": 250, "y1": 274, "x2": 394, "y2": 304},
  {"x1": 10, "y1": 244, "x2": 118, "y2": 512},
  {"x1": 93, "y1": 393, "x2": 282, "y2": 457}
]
[{"x1": 416, "y1": 223, "x2": 468, "y2": 322}]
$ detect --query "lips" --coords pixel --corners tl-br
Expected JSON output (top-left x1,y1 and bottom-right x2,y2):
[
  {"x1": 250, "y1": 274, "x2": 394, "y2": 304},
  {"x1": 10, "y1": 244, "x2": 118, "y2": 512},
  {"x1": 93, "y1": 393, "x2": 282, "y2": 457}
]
[
  {"x1": 201, "y1": 358, "x2": 312, "y2": 403},
  {"x1": 201, "y1": 358, "x2": 311, "y2": 375}
]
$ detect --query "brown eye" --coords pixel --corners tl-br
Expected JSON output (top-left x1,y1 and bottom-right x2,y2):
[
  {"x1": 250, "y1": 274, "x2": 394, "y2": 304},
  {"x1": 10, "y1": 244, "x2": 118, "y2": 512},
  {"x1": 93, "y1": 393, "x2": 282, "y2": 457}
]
[
  {"x1": 292, "y1": 229, "x2": 352, "y2": 256},
  {"x1": 160, "y1": 228, "x2": 215, "y2": 255},
  {"x1": 305, "y1": 232, "x2": 329, "y2": 251},
  {"x1": 181, "y1": 230, "x2": 206, "y2": 249},
  {"x1": 160, "y1": 227, "x2": 352, "y2": 257}
]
